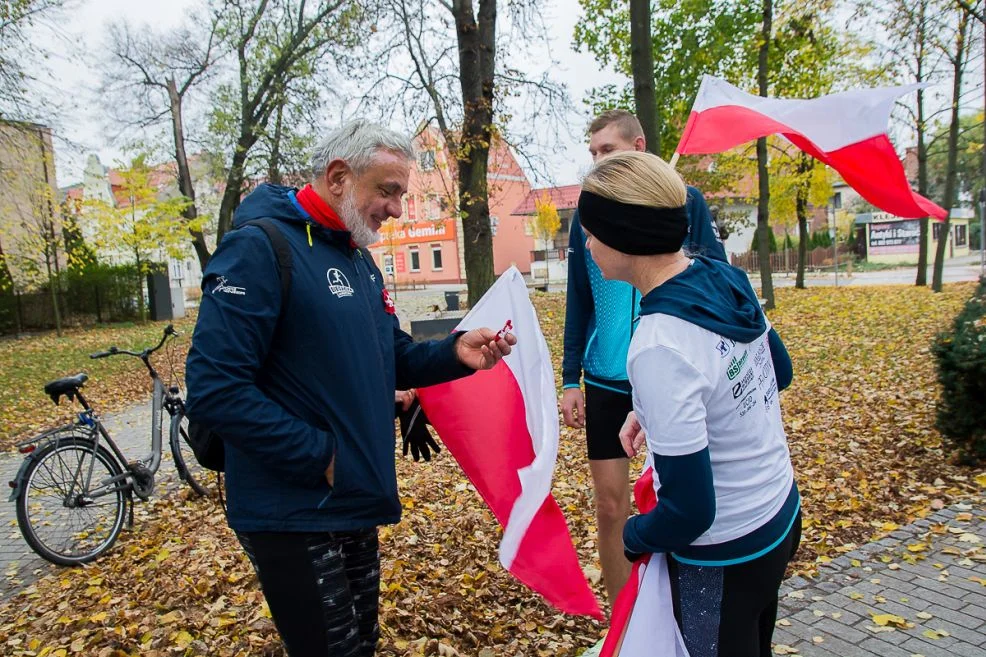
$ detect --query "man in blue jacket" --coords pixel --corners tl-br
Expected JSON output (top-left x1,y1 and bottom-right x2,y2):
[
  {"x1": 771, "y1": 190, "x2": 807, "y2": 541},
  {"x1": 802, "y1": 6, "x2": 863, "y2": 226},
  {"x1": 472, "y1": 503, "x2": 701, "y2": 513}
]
[
  {"x1": 561, "y1": 109, "x2": 728, "y2": 607},
  {"x1": 185, "y1": 119, "x2": 515, "y2": 657}
]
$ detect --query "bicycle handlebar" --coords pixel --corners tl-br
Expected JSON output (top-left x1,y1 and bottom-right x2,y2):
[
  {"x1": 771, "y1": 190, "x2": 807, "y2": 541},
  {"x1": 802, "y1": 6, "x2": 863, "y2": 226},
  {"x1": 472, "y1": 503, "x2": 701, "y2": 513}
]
[{"x1": 89, "y1": 325, "x2": 178, "y2": 360}]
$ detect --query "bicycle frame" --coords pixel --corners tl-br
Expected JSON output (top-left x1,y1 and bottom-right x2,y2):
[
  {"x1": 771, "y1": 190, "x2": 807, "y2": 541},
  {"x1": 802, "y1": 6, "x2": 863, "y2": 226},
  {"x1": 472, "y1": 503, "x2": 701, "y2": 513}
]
[
  {"x1": 9, "y1": 323, "x2": 208, "y2": 566},
  {"x1": 10, "y1": 326, "x2": 180, "y2": 502}
]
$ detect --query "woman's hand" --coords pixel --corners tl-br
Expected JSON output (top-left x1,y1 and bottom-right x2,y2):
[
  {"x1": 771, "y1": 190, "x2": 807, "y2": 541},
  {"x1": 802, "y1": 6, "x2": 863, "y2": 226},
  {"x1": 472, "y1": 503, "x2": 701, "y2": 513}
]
[{"x1": 619, "y1": 411, "x2": 647, "y2": 458}]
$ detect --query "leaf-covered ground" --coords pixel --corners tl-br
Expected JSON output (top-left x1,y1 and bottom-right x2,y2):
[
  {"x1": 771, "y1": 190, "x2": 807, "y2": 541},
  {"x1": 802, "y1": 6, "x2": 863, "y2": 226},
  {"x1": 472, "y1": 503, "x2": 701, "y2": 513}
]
[
  {"x1": 1, "y1": 284, "x2": 984, "y2": 657},
  {"x1": 0, "y1": 318, "x2": 198, "y2": 452}
]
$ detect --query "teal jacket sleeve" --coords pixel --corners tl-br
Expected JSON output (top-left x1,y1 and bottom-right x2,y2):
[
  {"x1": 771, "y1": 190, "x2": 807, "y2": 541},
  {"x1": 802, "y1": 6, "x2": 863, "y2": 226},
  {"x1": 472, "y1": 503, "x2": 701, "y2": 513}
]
[{"x1": 562, "y1": 213, "x2": 593, "y2": 388}]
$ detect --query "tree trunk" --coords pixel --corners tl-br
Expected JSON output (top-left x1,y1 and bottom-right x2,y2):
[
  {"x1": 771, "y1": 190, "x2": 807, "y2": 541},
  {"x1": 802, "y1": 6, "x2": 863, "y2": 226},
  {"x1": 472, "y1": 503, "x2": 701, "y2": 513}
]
[
  {"x1": 167, "y1": 78, "x2": 211, "y2": 270},
  {"x1": 268, "y1": 97, "x2": 285, "y2": 186},
  {"x1": 44, "y1": 254, "x2": 62, "y2": 337},
  {"x1": 932, "y1": 9, "x2": 969, "y2": 292},
  {"x1": 135, "y1": 252, "x2": 146, "y2": 323},
  {"x1": 915, "y1": 0, "x2": 930, "y2": 286},
  {"x1": 0, "y1": 237, "x2": 14, "y2": 293},
  {"x1": 452, "y1": 0, "x2": 497, "y2": 306},
  {"x1": 38, "y1": 129, "x2": 62, "y2": 335},
  {"x1": 795, "y1": 156, "x2": 811, "y2": 289},
  {"x1": 217, "y1": 134, "x2": 257, "y2": 242},
  {"x1": 755, "y1": 0, "x2": 775, "y2": 309},
  {"x1": 630, "y1": 0, "x2": 660, "y2": 156}
]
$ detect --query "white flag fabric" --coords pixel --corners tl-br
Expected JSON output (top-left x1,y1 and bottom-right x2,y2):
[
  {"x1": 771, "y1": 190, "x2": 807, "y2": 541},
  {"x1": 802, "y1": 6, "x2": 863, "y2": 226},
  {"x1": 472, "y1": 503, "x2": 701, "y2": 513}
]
[{"x1": 417, "y1": 267, "x2": 602, "y2": 618}]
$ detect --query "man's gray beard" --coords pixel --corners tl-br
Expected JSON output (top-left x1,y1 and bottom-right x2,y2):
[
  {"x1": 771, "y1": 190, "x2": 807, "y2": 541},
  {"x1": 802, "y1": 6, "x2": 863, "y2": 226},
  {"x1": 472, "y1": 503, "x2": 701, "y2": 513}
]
[{"x1": 340, "y1": 191, "x2": 380, "y2": 248}]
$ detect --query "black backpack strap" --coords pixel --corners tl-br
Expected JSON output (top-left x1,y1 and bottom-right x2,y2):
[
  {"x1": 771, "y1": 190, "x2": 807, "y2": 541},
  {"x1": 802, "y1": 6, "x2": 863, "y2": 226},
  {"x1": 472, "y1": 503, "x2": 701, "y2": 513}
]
[{"x1": 242, "y1": 218, "x2": 293, "y2": 309}]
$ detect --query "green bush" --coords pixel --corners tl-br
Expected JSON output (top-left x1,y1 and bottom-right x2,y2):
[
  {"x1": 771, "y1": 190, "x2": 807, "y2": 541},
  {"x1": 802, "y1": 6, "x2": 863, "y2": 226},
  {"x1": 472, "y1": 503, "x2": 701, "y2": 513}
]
[
  {"x1": 932, "y1": 277, "x2": 986, "y2": 464},
  {"x1": 812, "y1": 230, "x2": 833, "y2": 249},
  {"x1": 751, "y1": 229, "x2": 778, "y2": 253}
]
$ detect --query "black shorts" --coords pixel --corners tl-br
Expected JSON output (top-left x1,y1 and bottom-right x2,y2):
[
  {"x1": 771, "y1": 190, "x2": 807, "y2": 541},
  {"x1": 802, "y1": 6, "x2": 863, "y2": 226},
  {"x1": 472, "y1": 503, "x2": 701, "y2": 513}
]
[{"x1": 585, "y1": 383, "x2": 634, "y2": 461}]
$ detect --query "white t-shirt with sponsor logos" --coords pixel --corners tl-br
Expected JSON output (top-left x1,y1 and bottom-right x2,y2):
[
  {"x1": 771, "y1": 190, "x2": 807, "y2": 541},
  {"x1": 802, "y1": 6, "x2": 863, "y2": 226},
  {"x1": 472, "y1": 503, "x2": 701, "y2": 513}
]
[{"x1": 628, "y1": 313, "x2": 793, "y2": 546}]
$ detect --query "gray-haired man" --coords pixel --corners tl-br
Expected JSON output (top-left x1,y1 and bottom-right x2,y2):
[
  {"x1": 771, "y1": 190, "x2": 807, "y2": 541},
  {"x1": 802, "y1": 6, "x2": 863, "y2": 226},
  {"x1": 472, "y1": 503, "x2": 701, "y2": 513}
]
[{"x1": 186, "y1": 119, "x2": 515, "y2": 657}]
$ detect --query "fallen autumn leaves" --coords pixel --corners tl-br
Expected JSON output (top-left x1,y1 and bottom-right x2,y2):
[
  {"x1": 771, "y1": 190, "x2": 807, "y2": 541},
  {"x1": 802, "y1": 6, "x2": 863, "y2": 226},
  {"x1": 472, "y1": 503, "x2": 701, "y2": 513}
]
[{"x1": 1, "y1": 283, "x2": 983, "y2": 656}]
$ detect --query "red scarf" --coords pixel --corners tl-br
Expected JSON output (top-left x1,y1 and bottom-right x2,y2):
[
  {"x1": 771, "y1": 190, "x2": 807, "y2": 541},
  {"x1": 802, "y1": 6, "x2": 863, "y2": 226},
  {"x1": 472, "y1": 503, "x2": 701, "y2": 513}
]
[
  {"x1": 296, "y1": 185, "x2": 348, "y2": 232},
  {"x1": 297, "y1": 184, "x2": 393, "y2": 313}
]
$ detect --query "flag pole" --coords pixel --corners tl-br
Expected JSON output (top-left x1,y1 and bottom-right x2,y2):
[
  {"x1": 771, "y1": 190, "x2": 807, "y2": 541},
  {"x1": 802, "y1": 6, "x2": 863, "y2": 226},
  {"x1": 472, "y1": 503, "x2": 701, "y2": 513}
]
[{"x1": 669, "y1": 152, "x2": 680, "y2": 169}]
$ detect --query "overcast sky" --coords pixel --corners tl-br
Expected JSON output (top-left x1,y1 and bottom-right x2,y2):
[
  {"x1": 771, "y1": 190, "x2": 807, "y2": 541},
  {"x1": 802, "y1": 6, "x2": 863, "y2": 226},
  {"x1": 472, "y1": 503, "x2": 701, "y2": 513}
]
[{"x1": 40, "y1": 0, "x2": 623, "y2": 188}]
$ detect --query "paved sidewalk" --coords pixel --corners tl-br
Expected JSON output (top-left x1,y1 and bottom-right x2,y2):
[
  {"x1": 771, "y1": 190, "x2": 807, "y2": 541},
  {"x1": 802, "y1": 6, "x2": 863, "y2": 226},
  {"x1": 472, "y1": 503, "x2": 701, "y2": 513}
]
[
  {"x1": 581, "y1": 502, "x2": 985, "y2": 657},
  {"x1": 775, "y1": 502, "x2": 986, "y2": 657},
  {"x1": 1, "y1": 399, "x2": 192, "y2": 600}
]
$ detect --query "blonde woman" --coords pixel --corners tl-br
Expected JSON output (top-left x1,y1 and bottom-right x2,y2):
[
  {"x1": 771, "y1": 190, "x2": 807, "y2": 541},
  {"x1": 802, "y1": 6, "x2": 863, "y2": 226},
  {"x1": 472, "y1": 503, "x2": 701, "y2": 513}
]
[{"x1": 577, "y1": 151, "x2": 799, "y2": 657}]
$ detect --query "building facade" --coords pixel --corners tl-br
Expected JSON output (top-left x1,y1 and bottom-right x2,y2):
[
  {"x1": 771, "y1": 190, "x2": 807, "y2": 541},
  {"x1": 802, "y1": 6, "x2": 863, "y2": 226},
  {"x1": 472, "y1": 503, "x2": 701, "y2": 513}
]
[
  {"x1": 0, "y1": 120, "x2": 63, "y2": 291},
  {"x1": 855, "y1": 211, "x2": 971, "y2": 264},
  {"x1": 511, "y1": 184, "x2": 580, "y2": 284},
  {"x1": 367, "y1": 129, "x2": 533, "y2": 285},
  {"x1": 61, "y1": 154, "x2": 207, "y2": 303}
]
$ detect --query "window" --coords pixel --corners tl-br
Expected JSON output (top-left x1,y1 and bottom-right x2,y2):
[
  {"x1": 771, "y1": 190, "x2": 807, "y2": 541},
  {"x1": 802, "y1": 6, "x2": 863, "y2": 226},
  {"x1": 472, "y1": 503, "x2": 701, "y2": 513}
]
[
  {"x1": 409, "y1": 247, "x2": 420, "y2": 272},
  {"x1": 933, "y1": 223, "x2": 943, "y2": 241},
  {"x1": 431, "y1": 244, "x2": 443, "y2": 270},
  {"x1": 833, "y1": 192, "x2": 842, "y2": 209},
  {"x1": 955, "y1": 224, "x2": 967, "y2": 246},
  {"x1": 426, "y1": 194, "x2": 440, "y2": 220},
  {"x1": 418, "y1": 150, "x2": 436, "y2": 171},
  {"x1": 383, "y1": 254, "x2": 395, "y2": 275}
]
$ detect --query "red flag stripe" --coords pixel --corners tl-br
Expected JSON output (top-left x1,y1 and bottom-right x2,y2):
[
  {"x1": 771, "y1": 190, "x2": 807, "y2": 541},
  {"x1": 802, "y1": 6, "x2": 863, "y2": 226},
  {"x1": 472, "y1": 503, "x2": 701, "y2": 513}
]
[
  {"x1": 676, "y1": 103, "x2": 947, "y2": 220},
  {"x1": 418, "y1": 362, "x2": 603, "y2": 618}
]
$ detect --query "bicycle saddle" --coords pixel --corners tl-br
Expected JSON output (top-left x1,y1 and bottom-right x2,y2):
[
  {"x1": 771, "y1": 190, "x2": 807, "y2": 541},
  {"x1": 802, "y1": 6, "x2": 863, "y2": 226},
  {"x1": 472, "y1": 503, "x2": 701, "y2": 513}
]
[{"x1": 43, "y1": 373, "x2": 88, "y2": 404}]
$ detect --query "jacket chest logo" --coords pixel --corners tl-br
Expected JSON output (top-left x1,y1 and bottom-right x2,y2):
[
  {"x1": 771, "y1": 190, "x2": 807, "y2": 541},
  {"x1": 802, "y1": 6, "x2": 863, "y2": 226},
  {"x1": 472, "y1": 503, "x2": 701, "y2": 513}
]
[{"x1": 327, "y1": 268, "x2": 354, "y2": 298}]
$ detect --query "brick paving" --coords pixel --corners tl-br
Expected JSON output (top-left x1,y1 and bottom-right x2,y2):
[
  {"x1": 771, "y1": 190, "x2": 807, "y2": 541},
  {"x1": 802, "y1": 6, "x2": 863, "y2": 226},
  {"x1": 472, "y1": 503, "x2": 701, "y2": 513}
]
[
  {"x1": 1, "y1": 399, "x2": 195, "y2": 600},
  {"x1": 774, "y1": 502, "x2": 986, "y2": 657}
]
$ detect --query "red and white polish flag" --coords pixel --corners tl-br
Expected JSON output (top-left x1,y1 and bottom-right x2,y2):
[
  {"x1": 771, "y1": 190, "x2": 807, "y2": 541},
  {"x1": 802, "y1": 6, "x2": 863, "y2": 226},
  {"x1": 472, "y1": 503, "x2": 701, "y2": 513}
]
[
  {"x1": 417, "y1": 267, "x2": 603, "y2": 619},
  {"x1": 676, "y1": 75, "x2": 947, "y2": 220},
  {"x1": 599, "y1": 465, "x2": 688, "y2": 657}
]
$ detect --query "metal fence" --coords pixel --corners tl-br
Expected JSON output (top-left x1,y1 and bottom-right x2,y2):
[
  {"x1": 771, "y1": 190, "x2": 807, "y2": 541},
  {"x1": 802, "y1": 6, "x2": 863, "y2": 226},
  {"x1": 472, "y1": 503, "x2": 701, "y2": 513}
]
[
  {"x1": 0, "y1": 265, "x2": 142, "y2": 335},
  {"x1": 730, "y1": 245, "x2": 854, "y2": 273}
]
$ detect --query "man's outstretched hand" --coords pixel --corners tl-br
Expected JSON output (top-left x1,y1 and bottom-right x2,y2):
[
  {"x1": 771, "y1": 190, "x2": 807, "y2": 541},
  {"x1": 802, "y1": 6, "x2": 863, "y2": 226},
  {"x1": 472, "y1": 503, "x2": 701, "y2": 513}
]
[{"x1": 454, "y1": 328, "x2": 517, "y2": 370}]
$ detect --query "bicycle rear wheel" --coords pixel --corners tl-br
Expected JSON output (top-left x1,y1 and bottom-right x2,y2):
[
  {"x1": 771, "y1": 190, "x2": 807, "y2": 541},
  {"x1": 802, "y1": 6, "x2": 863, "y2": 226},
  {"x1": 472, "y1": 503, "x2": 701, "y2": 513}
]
[
  {"x1": 169, "y1": 411, "x2": 208, "y2": 497},
  {"x1": 15, "y1": 436, "x2": 128, "y2": 565}
]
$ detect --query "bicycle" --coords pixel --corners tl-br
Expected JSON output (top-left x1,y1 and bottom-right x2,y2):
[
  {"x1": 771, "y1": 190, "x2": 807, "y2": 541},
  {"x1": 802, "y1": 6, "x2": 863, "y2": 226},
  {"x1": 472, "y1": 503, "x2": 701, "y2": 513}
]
[{"x1": 7, "y1": 324, "x2": 208, "y2": 566}]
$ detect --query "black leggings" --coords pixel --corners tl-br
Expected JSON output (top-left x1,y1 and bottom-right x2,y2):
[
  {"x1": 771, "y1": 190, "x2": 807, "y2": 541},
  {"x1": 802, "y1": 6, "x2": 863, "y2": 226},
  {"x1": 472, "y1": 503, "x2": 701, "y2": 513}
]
[
  {"x1": 236, "y1": 529, "x2": 380, "y2": 657},
  {"x1": 668, "y1": 512, "x2": 802, "y2": 657}
]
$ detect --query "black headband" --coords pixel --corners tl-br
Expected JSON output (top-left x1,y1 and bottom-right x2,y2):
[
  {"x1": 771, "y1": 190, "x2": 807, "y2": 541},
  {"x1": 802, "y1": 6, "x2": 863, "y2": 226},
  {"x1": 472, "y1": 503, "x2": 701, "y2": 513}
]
[{"x1": 577, "y1": 190, "x2": 688, "y2": 255}]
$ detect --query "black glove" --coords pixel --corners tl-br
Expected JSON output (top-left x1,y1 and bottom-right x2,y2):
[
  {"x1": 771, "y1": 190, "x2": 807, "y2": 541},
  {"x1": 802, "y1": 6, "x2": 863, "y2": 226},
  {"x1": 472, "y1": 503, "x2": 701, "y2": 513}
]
[{"x1": 397, "y1": 399, "x2": 441, "y2": 462}]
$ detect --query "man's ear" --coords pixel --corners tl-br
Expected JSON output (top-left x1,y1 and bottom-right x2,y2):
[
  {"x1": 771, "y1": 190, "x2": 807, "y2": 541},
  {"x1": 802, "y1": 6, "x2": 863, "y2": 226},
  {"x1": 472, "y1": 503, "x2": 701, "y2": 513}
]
[
  {"x1": 634, "y1": 136, "x2": 646, "y2": 152},
  {"x1": 324, "y1": 159, "x2": 351, "y2": 195}
]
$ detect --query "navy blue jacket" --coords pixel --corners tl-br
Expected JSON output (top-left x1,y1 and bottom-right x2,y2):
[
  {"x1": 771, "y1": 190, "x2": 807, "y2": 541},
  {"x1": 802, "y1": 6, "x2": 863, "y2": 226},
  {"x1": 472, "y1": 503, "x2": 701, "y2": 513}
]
[
  {"x1": 562, "y1": 186, "x2": 727, "y2": 392},
  {"x1": 185, "y1": 184, "x2": 473, "y2": 532}
]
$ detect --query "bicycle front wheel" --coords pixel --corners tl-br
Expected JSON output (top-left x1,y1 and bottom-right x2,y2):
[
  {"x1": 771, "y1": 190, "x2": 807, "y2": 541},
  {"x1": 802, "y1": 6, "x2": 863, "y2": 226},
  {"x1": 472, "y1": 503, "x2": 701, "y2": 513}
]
[
  {"x1": 15, "y1": 437, "x2": 128, "y2": 566},
  {"x1": 169, "y1": 411, "x2": 208, "y2": 497}
]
